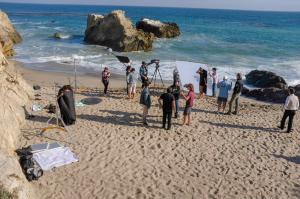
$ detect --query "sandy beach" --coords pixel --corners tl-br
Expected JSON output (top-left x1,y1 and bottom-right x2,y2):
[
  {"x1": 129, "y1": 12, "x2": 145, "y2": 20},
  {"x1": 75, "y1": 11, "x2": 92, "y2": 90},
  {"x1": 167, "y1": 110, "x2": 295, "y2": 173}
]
[{"x1": 15, "y1": 61, "x2": 300, "y2": 199}]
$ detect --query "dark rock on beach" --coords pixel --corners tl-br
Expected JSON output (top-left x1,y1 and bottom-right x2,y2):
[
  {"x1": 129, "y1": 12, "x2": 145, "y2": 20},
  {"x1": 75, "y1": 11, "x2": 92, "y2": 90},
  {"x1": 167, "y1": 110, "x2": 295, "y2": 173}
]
[
  {"x1": 246, "y1": 70, "x2": 287, "y2": 89},
  {"x1": 244, "y1": 87, "x2": 288, "y2": 103},
  {"x1": 243, "y1": 84, "x2": 300, "y2": 103},
  {"x1": 84, "y1": 10, "x2": 154, "y2": 52},
  {"x1": 136, "y1": 18, "x2": 180, "y2": 38}
]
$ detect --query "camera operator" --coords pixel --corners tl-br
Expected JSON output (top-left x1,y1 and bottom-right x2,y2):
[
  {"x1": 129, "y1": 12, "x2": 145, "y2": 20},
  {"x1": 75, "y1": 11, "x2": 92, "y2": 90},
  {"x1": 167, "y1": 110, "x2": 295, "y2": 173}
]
[{"x1": 139, "y1": 61, "x2": 148, "y2": 87}]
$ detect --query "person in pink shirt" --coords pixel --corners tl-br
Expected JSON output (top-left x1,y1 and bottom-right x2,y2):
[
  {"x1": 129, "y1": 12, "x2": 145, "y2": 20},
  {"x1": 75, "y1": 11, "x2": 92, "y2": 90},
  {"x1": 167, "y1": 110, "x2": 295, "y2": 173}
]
[{"x1": 181, "y1": 83, "x2": 195, "y2": 125}]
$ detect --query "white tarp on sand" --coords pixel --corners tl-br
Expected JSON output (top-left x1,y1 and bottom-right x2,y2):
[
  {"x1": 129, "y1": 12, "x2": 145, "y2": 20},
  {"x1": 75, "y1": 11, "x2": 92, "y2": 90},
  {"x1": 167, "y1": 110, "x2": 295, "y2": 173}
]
[
  {"x1": 175, "y1": 61, "x2": 212, "y2": 95},
  {"x1": 33, "y1": 147, "x2": 79, "y2": 171}
]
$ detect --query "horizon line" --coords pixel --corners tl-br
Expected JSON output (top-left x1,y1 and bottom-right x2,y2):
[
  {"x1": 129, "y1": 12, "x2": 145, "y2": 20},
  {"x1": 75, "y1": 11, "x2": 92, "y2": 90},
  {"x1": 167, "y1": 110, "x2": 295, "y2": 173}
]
[{"x1": 1, "y1": 1, "x2": 300, "y2": 13}]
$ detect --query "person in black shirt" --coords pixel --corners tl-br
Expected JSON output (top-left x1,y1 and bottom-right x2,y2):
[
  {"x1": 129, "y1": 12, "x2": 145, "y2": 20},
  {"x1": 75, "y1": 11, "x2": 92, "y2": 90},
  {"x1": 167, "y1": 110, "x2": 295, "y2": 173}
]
[
  {"x1": 158, "y1": 88, "x2": 175, "y2": 130},
  {"x1": 169, "y1": 80, "x2": 181, "y2": 118},
  {"x1": 227, "y1": 73, "x2": 243, "y2": 115},
  {"x1": 197, "y1": 67, "x2": 208, "y2": 99}
]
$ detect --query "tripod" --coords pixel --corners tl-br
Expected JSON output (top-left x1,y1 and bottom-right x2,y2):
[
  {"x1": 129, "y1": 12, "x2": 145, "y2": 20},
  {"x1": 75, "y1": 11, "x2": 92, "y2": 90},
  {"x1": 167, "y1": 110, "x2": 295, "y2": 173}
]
[
  {"x1": 39, "y1": 83, "x2": 68, "y2": 135},
  {"x1": 150, "y1": 64, "x2": 165, "y2": 88}
]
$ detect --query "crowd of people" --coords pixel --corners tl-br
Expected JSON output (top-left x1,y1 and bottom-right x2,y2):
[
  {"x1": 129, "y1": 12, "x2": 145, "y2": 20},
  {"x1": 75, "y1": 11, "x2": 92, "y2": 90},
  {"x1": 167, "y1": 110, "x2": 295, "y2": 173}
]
[{"x1": 100, "y1": 62, "x2": 299, "y2": 132}]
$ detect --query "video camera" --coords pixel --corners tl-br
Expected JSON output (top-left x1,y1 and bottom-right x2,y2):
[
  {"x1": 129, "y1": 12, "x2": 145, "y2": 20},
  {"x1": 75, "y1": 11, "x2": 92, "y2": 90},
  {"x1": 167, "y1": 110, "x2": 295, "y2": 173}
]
[{"x1": 148, "y1": 59, "x2": 160, "y2": 68}]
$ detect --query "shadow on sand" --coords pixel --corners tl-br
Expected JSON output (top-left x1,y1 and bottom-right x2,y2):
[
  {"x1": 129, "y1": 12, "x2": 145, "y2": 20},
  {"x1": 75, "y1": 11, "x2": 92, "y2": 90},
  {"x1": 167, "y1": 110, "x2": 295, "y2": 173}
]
[
  {"x1": 200, "y1": 120, "x2": 279, "y2": 133},
  {"x1": 78, "y1": 110, "x2": 161, "y2": 129},
  {"x1": 273, "y1": 154, "x2": 300, "y2": 165}
]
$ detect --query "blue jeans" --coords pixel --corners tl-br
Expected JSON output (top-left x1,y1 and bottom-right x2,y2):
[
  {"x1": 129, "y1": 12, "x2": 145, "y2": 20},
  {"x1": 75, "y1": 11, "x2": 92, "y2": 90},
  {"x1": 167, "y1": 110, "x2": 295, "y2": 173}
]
[{"x1": 212, "y1": 83, "x2": 216, "y2": 97}]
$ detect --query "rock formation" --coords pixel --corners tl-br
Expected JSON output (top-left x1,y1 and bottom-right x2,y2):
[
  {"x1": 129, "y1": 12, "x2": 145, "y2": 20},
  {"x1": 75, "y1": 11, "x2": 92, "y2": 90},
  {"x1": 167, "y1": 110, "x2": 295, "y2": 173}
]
[
  {"x1": 136, "y1": 18, "x2": 180, "y2": 38},
  {"x1": 0, "y1": 11, "x2": 22, "y2": 56},
  {"x1": 84, "y1": 10, "x2": 154, "y2": 52},
  {"x1": 246, "y1": 70, "x2": 287, "y2": 89},
  {"x1": 0, "y1": 12, "x2": 36, "y2": 199}
]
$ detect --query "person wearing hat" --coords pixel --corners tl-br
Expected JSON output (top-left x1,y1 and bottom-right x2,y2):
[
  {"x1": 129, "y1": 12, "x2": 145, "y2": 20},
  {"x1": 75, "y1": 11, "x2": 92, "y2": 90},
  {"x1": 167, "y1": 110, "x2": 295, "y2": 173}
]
[
  {"x1": 139, "y1": 61, "x2": 148, "y2": 87},
  {"x1": 278, "y1": 87, "x2": 299, "y2": 133},
  {"x1": 181, "y1": 83, "x2": 195, "y2": 125},
  {"x1": 102, "y1": 66, "x2": 111, "y2": 95},
  {"x1": 217, "y1": 76, "x2": 232, "y2": 113}
]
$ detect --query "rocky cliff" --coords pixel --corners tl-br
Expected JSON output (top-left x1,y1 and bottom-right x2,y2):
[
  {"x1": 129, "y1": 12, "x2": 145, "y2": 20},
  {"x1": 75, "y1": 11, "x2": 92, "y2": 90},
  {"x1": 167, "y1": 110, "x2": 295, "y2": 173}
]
[
  {"x1": 0, "y1": 11, "x2": 22, "y2": 56},
  {"x1": 0, "y1": 11, "x2": 36, "y2": 199},
  {"x1": 84, "y1": 10, "x2": 154, "y2": 52}
]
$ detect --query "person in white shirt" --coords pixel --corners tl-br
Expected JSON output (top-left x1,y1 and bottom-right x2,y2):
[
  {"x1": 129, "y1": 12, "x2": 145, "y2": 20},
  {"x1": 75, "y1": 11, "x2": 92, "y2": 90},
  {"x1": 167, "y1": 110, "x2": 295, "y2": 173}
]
[
  {"x1": 278, "y1": 88, "x2": 299, "y2": 133},
  {"x1": 209, "y1": 68, "x2": 218, "y2": 97}
]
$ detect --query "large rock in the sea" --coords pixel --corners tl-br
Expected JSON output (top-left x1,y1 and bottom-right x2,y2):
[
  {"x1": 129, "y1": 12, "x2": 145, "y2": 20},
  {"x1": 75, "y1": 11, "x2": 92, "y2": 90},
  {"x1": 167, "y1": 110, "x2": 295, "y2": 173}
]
[
  {"x1": 0, "y1": 11, "x2": 22, "y2": 56},
  {"x1": 246, "y1": 70, "x2": 287, "y2": 89},
  {"x1": 84, "y1": 10, "x2": 154, "y2": 52},
  {"x1": 136, "y1": 18, "x2": 180, "y2": 38}
]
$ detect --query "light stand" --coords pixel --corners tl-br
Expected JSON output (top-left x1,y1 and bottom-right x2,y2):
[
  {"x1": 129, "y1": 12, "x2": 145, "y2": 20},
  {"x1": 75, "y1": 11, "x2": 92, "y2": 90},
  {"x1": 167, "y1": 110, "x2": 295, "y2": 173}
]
[
  {"x1": 39, "y1": 83, "x2": 68, "y2": 135},
  {"x1": 149, "y1": 60, "x2": 165, "y2": 88}
]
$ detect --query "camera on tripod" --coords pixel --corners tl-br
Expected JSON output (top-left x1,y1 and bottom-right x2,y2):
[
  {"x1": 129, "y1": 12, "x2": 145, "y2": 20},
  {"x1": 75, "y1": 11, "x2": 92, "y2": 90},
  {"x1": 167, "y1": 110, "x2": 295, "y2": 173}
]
[
  {"x1": 147, "y1": 59, "x2": 164, "y2": 88},
  {"x1": 149, "y1": 59, "x2": 160, "y2": 69}
]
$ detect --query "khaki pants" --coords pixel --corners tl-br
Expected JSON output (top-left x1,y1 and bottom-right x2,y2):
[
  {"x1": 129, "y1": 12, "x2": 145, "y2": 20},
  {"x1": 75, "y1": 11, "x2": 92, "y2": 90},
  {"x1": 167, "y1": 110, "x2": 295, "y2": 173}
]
[{"x1": 228, "y1": 93, "x2": 240, "y2": 113}]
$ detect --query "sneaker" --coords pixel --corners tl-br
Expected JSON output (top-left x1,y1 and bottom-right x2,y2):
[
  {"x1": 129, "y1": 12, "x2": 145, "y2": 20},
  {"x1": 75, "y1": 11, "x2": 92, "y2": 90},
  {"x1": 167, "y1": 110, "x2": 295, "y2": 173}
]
[
  {"x1": 225, "y1": 112, "x2": 232, "y2": 115},
  {"x1": 232, "y1": 111, "x2": 238, "y2": 115},
  {"x1": 287, "y1": 129, "x2": 294, "y2": 133},
  {"x1": 143, "y1": 122, "x2": 149, "y2": 126}
]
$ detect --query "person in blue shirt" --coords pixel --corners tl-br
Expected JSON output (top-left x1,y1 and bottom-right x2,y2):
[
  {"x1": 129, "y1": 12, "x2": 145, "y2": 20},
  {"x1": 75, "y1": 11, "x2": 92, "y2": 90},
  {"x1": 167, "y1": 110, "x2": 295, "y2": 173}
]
[{"x1": 217, "y1": 76, "x2": 232, "y2": 113}]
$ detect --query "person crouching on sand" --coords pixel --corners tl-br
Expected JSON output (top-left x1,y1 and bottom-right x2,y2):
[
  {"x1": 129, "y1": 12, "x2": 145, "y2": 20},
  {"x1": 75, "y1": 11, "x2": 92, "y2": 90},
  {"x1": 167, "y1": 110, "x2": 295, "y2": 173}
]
[
  {"x1": 278, "y1": 87, "x2": 299, "y2": 133},
  {"x1": 102, "y1": 66, "x2": 111, "y2": 96},
  {"x1": 127, "y1": 68, "x2": 137, "y2": 99},
  {"x1": 181, "y1": 84, "x2": 195, "y2": 125},
  {"x1": 140, "y1": 81, "x2": 151, "y2": 126},
  {"x1": 227, "y1": 73, "x2": 243, "y2": 115},
  {"x1": 158, "y1": 87, "x2": 175, "y2": 130},
  {"x1": 217, "y1": 76, "x2": 232, "y2": 113}
]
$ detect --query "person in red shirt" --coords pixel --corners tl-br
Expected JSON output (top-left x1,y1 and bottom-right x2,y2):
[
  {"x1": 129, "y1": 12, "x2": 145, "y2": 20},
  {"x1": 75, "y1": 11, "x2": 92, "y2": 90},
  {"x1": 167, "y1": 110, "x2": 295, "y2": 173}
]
[{"x1": 181, "y1": 83, "x2": 195, "y2": 125}]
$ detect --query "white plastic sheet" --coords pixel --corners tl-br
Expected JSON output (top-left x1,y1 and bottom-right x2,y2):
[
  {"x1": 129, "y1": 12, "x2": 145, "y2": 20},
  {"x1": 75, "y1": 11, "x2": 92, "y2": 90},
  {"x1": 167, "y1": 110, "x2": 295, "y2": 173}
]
[
  {"x1": 175, "y1": 61, "x2": 212, "y2": 95},
  {"x1": 33, "y1": 147, "x2": 79, "y2": 171}
]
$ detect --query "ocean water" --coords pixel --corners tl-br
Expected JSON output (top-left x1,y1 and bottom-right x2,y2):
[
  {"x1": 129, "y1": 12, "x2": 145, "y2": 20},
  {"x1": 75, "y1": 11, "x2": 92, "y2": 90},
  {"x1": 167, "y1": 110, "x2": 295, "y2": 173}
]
[{"x1": 1, "y1": 2, "x2": 300, "y2": 85}]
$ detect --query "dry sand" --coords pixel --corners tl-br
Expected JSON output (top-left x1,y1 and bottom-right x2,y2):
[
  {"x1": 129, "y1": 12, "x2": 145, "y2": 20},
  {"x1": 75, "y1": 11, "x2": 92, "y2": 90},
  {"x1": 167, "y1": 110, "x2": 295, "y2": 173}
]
[{"x1": 15, "y1": 62, "x2": 300, "y2": 199}]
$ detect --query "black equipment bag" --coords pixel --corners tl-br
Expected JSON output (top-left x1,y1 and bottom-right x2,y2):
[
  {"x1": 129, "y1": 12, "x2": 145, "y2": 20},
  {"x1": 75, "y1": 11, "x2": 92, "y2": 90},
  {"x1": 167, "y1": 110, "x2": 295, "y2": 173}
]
[
  {"x1": 57, "y1": 85, "x2": 76, "y2": 125},
  {"x1": 16, "y1": 148, "x2": 43, "y2": 181}
]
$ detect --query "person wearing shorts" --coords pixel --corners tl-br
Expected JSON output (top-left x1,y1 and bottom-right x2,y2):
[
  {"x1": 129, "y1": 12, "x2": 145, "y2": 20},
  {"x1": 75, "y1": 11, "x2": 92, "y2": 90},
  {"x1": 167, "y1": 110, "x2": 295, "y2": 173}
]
[
  {"x1": 181, "y1": 83, "x2": 195, "y2": 125},
  {"x1": 127, "y1": 68, "x2": 137, "y2": 99},
  {"x1": 217, "y1": 76, "x2": 232, "y2": 113}
]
